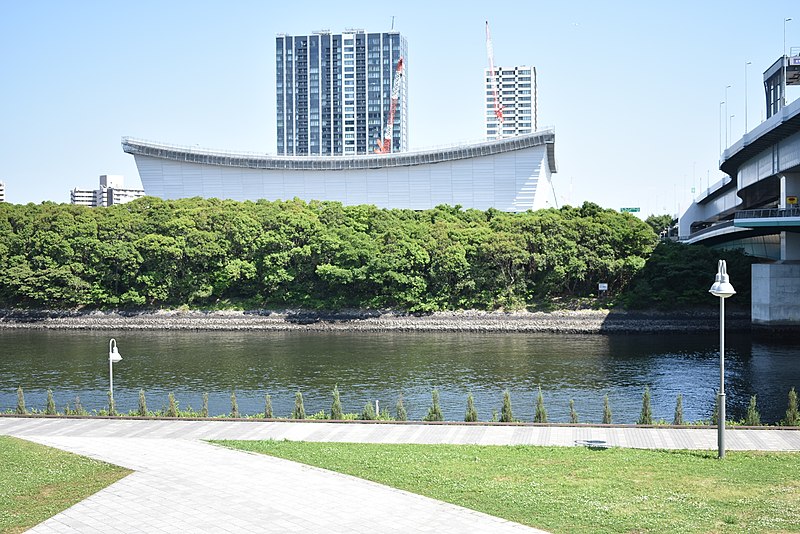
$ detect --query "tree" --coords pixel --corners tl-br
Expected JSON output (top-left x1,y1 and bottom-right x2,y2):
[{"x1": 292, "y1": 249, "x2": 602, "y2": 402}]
[
  {"x1": 265, "y1": 394, "x2": 273, "y2": 419},
  {"x1": 16, "y1": 386, "x2": 26, "y2": 415},
  {"x1": 167, "y1": 393, "x2": 178, "y2": 417},
  {"x1": 230, "y1": 390, "x2": 239, "y2": 418},
  {"x1": 534, "y1": 386, "x2": 547, "y2": 423},
  {"x1": 500, "y1": 389, "x2": 513, "y2": 422},
  {"x1": 638, "y1": 386, "x2": 653, "y2": 425},
  {"x1": 395, "y1": 393, "x2": 407, "y2": 421},
  {"x1": 644, "y1": 214, "x2": 674, "y2": 236},
  {"x1": 783, "y1": 387, "x2": 799, "y2": 426},
  {"x1": 602, "y1": 395, "x2": 612, "y2": 424},
  {"x1": 292, "y1": 391, "x2": 306, "y2": 419},
  {"x1": 360, "y1": 402, "x2": 377, "y2": 420},
  {"x1": 465, "y1": 393, "x2": 478, "y2": 422},
  {"x1": 423, "y1": 389, "x2": 444, "y2": 422},
  {"x1": 45, "y1": 389, "x2": 56, "y2": 416},
  {"x1": 138, "y1": 389, "x2": 148, "y2": 417},
  {"x1": 569, "y1": 399, "x2": 579, "y2": 424},
  {"x1": 201, "y1": 392, "x2": 209, "y2": 418},
  {"x1": 744, "y1": 395, "x2": 761, "y2": 426},
  {"x1": 330, "y1": 385, "x2": 343, "y2": 420},
  {"x1": 673, "y1": 394, "x2": 683, "y2": 426}
]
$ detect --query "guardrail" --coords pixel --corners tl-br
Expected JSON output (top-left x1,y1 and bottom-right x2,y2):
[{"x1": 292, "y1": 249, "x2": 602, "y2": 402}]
[{"x1": 735, "y1": 208, "x2": 800, "y2": 219}]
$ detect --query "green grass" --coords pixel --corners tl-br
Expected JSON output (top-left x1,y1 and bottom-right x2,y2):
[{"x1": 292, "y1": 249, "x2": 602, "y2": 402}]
[
  {"x1": 0, "y1": 436, "x2": 130, "y2": 533},
  {"x1": 217, "y1": 440, "x2": 800, "y2": 534}
]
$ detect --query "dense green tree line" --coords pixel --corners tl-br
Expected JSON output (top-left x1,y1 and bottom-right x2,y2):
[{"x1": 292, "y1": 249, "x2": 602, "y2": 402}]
[{"x1": 0, "y1": 198, "x2": 663, "y2": 310}]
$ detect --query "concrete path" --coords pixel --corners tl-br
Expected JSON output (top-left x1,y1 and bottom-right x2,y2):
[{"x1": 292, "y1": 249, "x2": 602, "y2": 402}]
[{"x1": 3, "y1": 417, "x2": 799, "y2": 533}]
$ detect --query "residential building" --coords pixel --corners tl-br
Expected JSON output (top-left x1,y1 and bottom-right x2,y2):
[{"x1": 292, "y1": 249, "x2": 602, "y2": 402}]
[
  {"x1": 70, "y1": 175, "x2": 144, "y2": 207},
  {"x1": 0, "y1": 181, "x2": 5, "y2": 202},
  {"x1": 276, "y1": 29, "x2": 408, "y2": 156},
  {"x1": 485, "y1": 65, "x2": 537, "y2": 140}
]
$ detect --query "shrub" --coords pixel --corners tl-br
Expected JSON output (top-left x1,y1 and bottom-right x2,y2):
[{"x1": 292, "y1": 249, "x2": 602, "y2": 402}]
[
  {"x1": 711, "y1": 395, "x2": 719, "y2": 426},
  {"x1": 201, "y1": 392, "x2": 209, "y2": 417},
  {"x1": 45, "y1": 389, "x2": 56, "y2": 416},
  {"x1": 16, "y1": 386, "x2": 27, "y2": 415},
  {"x1": 265, "y1": 394, "x2": 273, "y2": 419},
  {"x1": 167, "y1": 393, "x2": 178, "y2": 418},
  {"x1": 602, "y1": 395, "x2": 612, "y2": 424},
  {"x1": 637, "y1": 386, "x2": 652, "y2": 425},
  {"x1": 423, "y1": 389, "x2": 444, "y2": 422},
  {"x1": 230, "y1": 390, "x2": 239, "y2": 418},
  {"x1": 138, "y1": 389, "x2": 148, "y2": 417},
  {"x1": 395, "y1": 393, "x2": 407, "y2": 421},
  {"x1": 534, "y1": 386, "x2": 547, "y2": 423},
  {"x1": 569, "y1": 399, "x2": 579, "y2": 424},
  {"x1": 500, "y1": 390, "x2": 513, "y2": 422},
  {"x1": 107, "y1": 391, "x2": 116, "y2": 416},
  {"x1": 673, "y1": 394, "x2": 683, "y2": 426},
  {"x1": 360, "y1": 402, "x2": 377, "y2": 421},
  {"x1": 744, "y1": 395, "x2": 761, "y2": 426},
  {"x1": 465, "y1": 393, "x2": 478, "y2": 422},
  {"x1": 331, "y1": 385, "x2": 343, "y2": 420},
  {"x1": 292, "y1": 391, "x2": 306, "y2": 419},
  {"x1": 783, "y1": 387, "x2": 799, "y2": 426}
]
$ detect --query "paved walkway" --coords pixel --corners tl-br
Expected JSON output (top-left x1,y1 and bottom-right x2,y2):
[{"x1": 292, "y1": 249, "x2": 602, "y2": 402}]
[{"x1": 3, "y1": 417, "x2": 799, "y2": 533}]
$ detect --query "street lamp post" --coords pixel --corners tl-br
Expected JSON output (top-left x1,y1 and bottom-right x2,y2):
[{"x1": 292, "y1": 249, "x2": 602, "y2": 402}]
[
  {"x1": 729, "y1": 115, "x2": 735, "y2": 146},
  {"x1": 709, "y1": 260, "x2": 735, "y2": 459},
  {"x1": 719, "y1": 101, "x2": 725, "y2": 155},
  {"x1": 785, "y1": 18, "x2": 793, "y2": 106},
  {"x1": 745, "y1": 61, "x2": 752, "y2": 132},
  {"x1": 724, "y1": 85, "x2": 731, "y2": 147},
  {"x1": 108, "y1": 339, "x2": 122, "y2": 402}
]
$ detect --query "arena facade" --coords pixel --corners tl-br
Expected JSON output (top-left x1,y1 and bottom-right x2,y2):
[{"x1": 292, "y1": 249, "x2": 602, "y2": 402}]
[{"x1": 121, "y1": 129, "x2": 557, "y2": 212}]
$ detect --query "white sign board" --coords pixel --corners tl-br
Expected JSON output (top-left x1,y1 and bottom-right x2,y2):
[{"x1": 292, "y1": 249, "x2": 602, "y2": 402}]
[{"x1": 598, "y1": 283, "x2": 608, "y2": 291}]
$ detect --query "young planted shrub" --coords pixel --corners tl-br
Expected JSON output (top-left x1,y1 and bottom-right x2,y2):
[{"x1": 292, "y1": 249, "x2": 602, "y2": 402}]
[
  {"x1": 265, "y1": 394, "x2": 273, "y2": 419},
  {"x1": 73, "y1": 396, "x2": 86, "y2": 416},
  {"x1": 569, "y1": 399, "x2": 579, "y2": 424},
  {"x1": 16, "y1": 386, "x2": 27, "y2": 415},
  {"x1": 423, "y1": 389, "x2": 444, "y2": 422},
  {"x1": 292, "y1": 391, "x2": 306, "y2": 419},
  {"x1": 360, "y1": 402, "x2": 377, "y2": 420},
  {"x1": 744, "y1": 395, "x2": 761, "y2": 426},
  {"x1": 201, "y1": 392, "x2": 209, "y2": 417},
  {"x1": 107, "y1": 391, "x2": 116, "y2": 416},
  {"x1": 230, "y1": 390, "x2": 239, "y2": 418},
  {"x1": 711, "y1": 395, "x2": 719, "y2": 427},
  {"x1": 783, "y1": 387, "x2": 799, "y2": 426},
  {"x1": 673, "y1": 394, "x2": 684, "y2": 426},
  {"x1": 45, "y1": 389, "x2": 56, "y2": 416},
  {"x1": 465, "y1": 393, "x2": 478, "y2": 422},
  {"x1": 602, "y1": 394, "x2": 612, "y2": 424},
  {"x1": 395, "y1": 393, "x2": 408, "y2": 421},
  {"x1": 637, "y1": 386, "x2": 652, "y2": 425},
  {"x1": 138, "y1": 389, "x2": 148, "y2": 417},
  {"x1": 534, "y1": 386, "x2": 547, "y2": 423},
  {"x1": 500, "y1": 389, "x2": 513, "y2": 422},
  {"x1": 331, "y1": 385, "x2": 343, "y2": 420},
  {"x1": 167, "y1": 393, "x2": 178, "y2": 418}
]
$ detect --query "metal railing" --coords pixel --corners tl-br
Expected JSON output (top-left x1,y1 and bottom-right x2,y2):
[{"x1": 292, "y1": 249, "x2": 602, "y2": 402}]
[{"x1": 735, "y1": 208, "x2": 800, "y2": 219}]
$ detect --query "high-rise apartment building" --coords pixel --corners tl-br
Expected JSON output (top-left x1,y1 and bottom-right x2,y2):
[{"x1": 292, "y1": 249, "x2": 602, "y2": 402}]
[
  {"x1": 276, "y1": 29, "x2": 408, "y2": 155},
  {"x1": 0, "y1": 181, "x2": 5, "y2": 203},
  {"x1": 485, "y1": 65, "x2": 537, "y2": 140}
]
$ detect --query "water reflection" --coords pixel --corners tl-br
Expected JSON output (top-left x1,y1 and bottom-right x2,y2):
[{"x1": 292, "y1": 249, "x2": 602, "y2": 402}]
[{"x1": 0, "y1": 330, "x2": 797, "y2": 423}]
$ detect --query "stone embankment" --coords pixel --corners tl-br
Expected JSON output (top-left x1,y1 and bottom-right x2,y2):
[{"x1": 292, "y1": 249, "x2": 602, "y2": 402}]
[{"x1": 0, "y1": 309, "x2": 751, "y2": 333}]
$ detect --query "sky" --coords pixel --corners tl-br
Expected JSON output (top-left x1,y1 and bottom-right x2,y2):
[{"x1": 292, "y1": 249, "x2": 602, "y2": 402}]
[{"x1": 1, "y1": 1, "x2": 799, "y2": 217}]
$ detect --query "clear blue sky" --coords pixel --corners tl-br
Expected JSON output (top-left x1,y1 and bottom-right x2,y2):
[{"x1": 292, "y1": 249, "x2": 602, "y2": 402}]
[{"x1": 1, "y1": 1, "x2": 798, "y2": 216}]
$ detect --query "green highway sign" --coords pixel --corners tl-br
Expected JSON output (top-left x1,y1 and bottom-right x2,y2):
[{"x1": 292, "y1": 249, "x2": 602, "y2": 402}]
[{"x1": 620, "y1": 207, "x2": 640, "y2": 213}]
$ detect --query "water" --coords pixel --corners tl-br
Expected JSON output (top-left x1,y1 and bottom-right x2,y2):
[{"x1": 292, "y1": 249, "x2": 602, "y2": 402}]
[{"x1": 1, "y1": 330, "x2": 798, "y2": 424}]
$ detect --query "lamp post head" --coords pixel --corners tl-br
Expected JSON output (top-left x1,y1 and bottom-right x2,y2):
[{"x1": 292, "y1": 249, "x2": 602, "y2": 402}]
[
  {"x1": 109, "y1": 338, "x2": 122, "y2": 363},
  {"x1": 709, "y1": 260, "x2": 736, "y2": 298}
]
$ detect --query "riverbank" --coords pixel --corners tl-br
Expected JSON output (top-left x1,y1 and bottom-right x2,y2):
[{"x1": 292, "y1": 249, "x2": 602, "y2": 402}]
[{"x1": 0, "y1": 308, "x2": 751, "y2": 333}]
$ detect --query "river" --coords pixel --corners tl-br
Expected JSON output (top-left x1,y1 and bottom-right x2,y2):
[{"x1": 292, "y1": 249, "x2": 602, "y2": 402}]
[{"x1": 1, "y1": 330, "x2": 797, "y2": 424}]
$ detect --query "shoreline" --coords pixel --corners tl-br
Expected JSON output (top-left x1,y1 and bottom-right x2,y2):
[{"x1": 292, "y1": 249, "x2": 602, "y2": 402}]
[{"x1": 0, "y1": 308, "x2": 752, "y2": 333}]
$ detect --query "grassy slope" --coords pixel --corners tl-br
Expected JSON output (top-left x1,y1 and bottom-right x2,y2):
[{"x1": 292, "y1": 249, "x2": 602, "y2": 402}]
[
  {"x1": 218, "y1": 440, "x2": 800, "y2": 534},
  {"x1": 0, "y1": 436, "x2": 130, "y2": 533}
]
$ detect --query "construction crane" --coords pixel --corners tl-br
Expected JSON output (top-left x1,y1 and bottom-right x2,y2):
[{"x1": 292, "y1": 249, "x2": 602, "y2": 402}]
[
  {"x1": 375, "y1": 57, "x2": 404, "y2": 154},
  {"x1": 485, "y1": 21, "x2": 503, "y2": 131}
]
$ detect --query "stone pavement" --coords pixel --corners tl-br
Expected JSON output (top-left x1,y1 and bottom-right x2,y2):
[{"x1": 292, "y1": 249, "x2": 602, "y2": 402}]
[{"x1": 2, "y1": 417, "x2": 799, "y2": 533}]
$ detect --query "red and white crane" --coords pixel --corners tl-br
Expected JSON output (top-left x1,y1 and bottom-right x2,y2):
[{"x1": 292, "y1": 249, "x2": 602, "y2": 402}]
[
  {"x1": 485, "y1": 21, "x2": 504, "y2": 130},
  {"x1": 375, "y1": 57, "x2": 404, "y2": 154}
]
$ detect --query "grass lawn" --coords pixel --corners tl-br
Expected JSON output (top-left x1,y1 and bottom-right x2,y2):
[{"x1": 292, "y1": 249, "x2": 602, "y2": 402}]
[
  {"x1": 218, "y1": 440, "x2": 800, "y2": 533},
  {"x1": 0, "y1": 436, "x2": 130, "y2": 533}
]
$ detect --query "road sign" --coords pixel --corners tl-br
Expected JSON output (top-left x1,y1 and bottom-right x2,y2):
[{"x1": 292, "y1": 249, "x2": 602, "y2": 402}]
[
  {"x1": 788, "y1": 196, "x2": 798, "y2": 205},
  {"x1": 620, "y1": 207, "x2": 640, "y2": 213},
  {"x1": 598, "y1": 283, "x2": 608, "y2": 291}
]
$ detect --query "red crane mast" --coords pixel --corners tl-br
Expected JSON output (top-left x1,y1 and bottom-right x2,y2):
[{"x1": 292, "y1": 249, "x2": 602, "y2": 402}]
[
  {"x1": 485, "y1": 21, "x2": 504, "y2": 131},
  {"x1": 375, "y1": 57, "x2": 404, "y2": 154}
]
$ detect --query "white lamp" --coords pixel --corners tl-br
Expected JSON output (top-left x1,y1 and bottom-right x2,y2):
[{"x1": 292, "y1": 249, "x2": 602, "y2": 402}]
[{"x1": 709, "y1": 260, "x2": 735, "y2": 459}]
